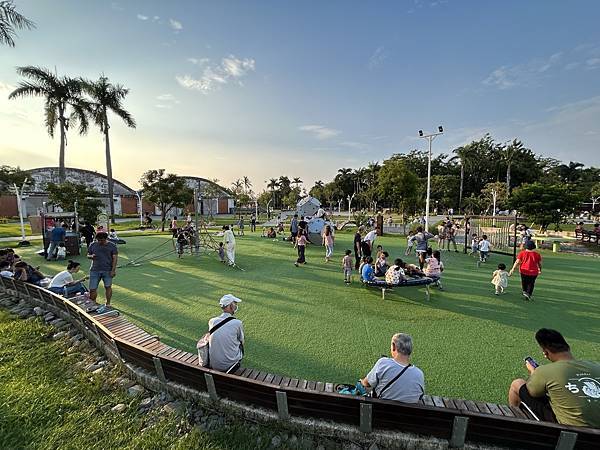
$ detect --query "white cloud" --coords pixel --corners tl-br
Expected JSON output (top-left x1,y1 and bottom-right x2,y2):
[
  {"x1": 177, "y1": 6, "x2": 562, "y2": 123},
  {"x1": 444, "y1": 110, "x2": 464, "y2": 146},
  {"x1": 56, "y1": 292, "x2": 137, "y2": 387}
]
[
  {"x1": 340, "y1": 141, "x2": 368, "y2": 149},
  {"x1": 564, "y1": 62, "x2": 580, "y2": 70},
  {"x1": 153, "y1": 16, "x2": 160, "y2": 21},
  {"x1": 483, "y1": 52, "x2": 564, "y2": 89},
  {"x1": 586, "y1": 57, "x2": 600, "y2": 68},
  {"x1": 187, "y1": 57, "x2": 209, "y2": 65},
  {"x1": 136, "y1": 14, "x2": 148, "y2": 21},
  {"x1": 176, "y1": 55, "x2": 256, "y2": 93},
  {"x1": 299, "y1": 125, "x2": 341, "y2": 140},
  {"x1": 169, "y1": 18, "x2": 183, "y2": 31},
  {"x1": 0, "y1": 81, "x2": 15, "y2": 92},
  {"x1": 368, "y1": 46, "x2": 389, "y2": 71},
  {"x1": 155, "y1": 104, "x2": 172, "y2": 109}
]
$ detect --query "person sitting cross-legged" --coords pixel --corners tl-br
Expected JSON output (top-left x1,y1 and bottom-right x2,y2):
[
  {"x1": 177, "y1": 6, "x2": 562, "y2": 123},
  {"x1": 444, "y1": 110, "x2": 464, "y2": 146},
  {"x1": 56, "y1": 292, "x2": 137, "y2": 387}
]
[
  {"x1": 361, "y1": 256, "x2": 385, "y2": 285},
  {"x1": 361, "y1": 333, "x2": 425, "y2": 402},
  {"x1": 508, "y1": 328, "x2": 600, "y2": 427},
  {"x1": 48, "y1": 260, "x2": 88, "y2": 297}
]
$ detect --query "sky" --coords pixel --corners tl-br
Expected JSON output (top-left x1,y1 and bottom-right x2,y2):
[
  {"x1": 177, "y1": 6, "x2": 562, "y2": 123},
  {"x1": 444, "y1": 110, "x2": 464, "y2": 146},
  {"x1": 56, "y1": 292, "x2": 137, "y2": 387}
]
[{"x1": 1, "y1": 0, "x2": 600, "y2": 192}]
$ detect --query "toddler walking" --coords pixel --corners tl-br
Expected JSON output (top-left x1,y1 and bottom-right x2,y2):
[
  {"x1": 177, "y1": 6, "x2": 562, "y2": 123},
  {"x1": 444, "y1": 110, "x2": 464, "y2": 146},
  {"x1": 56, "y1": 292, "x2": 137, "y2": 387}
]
[
  {"x1": 342, "y1": 250, "x2": 353, "y2": 284},
  {"x1": 404, "y1": 230, "x2": 415, "y2": 256},
  {"x1": 491, "y1": 263, "x2": 509, "y2": 295},
  {"x1": 218, "y1": 242, "x2": 225, "y2": 263}
]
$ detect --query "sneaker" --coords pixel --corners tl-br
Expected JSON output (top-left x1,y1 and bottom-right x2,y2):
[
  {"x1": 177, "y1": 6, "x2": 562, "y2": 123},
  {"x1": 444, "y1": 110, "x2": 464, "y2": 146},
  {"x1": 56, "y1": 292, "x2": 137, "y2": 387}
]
[
  {"x1": 494, "y1": 292, "x2": 499, "y2": 296},
  {"x1": 522, "y1": 292, "x2": 530, "y2": 301},
  {"x1": 96, "y1": 305, "x2": 109, "y2": 314},
  {"x1": 294, "y1": 262, "x2": 298, "y2": 267}
]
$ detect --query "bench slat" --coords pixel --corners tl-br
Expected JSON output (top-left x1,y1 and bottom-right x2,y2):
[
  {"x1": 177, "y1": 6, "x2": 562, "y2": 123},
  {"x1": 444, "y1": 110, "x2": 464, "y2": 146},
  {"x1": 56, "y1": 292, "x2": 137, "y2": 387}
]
[
  {"x1": 421, "y1": 395, "x2": 435, "y2": 407},
  {"x1": 324, "y1": 382, "x2": 334, "y2": 393},
  {"x1": 307, "y1": 380, "x2": 317, "y2": 391},
  {"x1": 298, "y1": 379, "x2": 308, "y2": 389},
  {"x1": 463, "y1": 400, "x2": 479, "y2": 413},
  {"x1": 432, "y1": 396, "x2": 446, "y2": 408},
  {"x1": 280, "y1": 376, "x2": 290, "y2": 387},
  {"x1": 272, "y1": 375, "x2": 283, "y2": 385},
  {"x1": 498, "y1": 404, "x2": 515, "y2": 417},
  {"x1": 486, "y1": 402, "x2": 504, "y2": 416},
  {"x1": 290, "y1": 378, "x2": 300, "y2": 388},
  {"x1": 442, "y1": 397, "x2": 458, "y2": 409},
  {"x1": 509, "y1": 405, "x2": 529, "y2": 420},
  {"x1": 475, "y1": 401, "x2": 492, "y2": 414},
  {"x1": 263, "y1": 373, "x2": 276, "y2": 384}
]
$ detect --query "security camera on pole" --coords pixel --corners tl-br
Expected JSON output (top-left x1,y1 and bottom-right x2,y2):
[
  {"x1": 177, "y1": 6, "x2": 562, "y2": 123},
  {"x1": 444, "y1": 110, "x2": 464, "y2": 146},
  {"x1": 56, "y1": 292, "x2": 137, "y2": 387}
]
[{"x1": 418, "y1": 126, "x2": 444, "y2": 231}]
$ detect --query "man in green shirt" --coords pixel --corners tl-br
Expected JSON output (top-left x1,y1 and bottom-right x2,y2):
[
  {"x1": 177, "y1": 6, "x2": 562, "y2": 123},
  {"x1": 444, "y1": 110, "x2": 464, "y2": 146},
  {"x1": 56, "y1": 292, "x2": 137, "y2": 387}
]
[{"x1": 508, "y1": 328, "x2": 600, "y2": 428}]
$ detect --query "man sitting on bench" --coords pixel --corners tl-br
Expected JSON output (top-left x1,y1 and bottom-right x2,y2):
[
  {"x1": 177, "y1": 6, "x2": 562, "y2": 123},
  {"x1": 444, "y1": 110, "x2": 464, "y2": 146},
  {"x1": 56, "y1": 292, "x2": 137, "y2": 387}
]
[
  {"x1": 208, "y1": 294, "x2": 245, "y2": 373},
  {"x1": 508, "y1": 328, "x2": 600, "y2": 427},
  {"x1": 361, "y1": 333, "x2": 425, "y2": 403}
]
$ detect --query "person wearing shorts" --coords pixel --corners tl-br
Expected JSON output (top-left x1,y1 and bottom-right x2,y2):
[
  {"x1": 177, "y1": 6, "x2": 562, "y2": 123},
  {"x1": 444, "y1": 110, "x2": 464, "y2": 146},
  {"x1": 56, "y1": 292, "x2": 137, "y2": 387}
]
[{"x1": 87, "y1": 232, "x2": 118, "y2": 308}]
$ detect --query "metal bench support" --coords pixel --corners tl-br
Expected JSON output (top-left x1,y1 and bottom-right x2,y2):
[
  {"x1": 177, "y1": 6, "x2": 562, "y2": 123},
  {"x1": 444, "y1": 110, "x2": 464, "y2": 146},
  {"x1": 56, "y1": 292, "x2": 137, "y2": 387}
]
[
  {"x1": 425, "y1": 285, "x2": 430, "y2": 301},
  {"x1": 359, "y1": 403, "x2": 373, "y2": 433},
  {"x1": 276, "y1": 391, "x2": 290, "y2": 420},
  {"x1": 449, "y1": 416, "x2": 469, "y2": 448},
  {"x1": 153, "y1": 357, "x2": 166, "y2": 383},
  {"x1": 204, "y1": 373, "x2": 218, "y2": 401},
  {"x1": 555, "y1": 431, "x2": 577, "y2": 450}
]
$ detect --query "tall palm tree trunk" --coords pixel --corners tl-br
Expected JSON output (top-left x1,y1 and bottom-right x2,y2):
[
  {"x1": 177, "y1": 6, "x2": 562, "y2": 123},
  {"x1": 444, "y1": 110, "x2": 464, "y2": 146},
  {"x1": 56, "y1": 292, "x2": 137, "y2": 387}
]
[
  {"x1": 58, "y1": 109, "x2": 66, "y2": 183},
  {"x1": 104, "y1": 115, "x2": 116, "y2": 224},
  {"x1": 458, "y1": 162, "x2": 464, "y2": 212}
]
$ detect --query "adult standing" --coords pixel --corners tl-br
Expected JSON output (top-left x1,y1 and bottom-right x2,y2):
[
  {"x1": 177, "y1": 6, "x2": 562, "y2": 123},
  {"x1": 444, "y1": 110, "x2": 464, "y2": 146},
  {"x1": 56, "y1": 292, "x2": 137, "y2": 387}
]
[
  {"x1": 409, "y1": 226, "x2": 434, "y2": 269},
  {"x1": 250, "y1": 214, "x2": 256, "y2": 232},
  {"x1": 298, "y1": 216, "x2": 307, "y2": 236},
  {"x1": 290, "y1": 214, "x2": 299, "y2": 244},
  {"x1": 46, "y1": 222, "x2": 67, "y2": 260},
  {"x1": 238, "y1": 216, "x2": 245, "y2": 236},
  {"x1": 208, "y1": 294, "x2": 245, "y2": 373},
  {"x1": 353, "y1": 227, "x2": 362, "y2": 270},
  {"x1": 81, "y1": 221, "x2": 96, "y2": 248},
  {"x1": 87, "y1": 231, "x2": 118, "y2": 309},
  {"x1": 362, "y1": 228, "x2": 378, "y2": 257},
  {"x1": 509, "y1": 240, "x2": 542, "y2": 300},
  {"x1": 322, "y1": 224, "x2": 334, "y2": 262},
  {"x1": 222, "y1": 225, "x2": 236, "y2": 266}
]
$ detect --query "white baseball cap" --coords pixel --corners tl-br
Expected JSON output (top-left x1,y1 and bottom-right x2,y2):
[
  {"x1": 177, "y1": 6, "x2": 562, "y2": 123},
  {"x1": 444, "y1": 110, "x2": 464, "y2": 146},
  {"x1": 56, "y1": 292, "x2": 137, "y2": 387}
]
[{"x1": 219, "y1": 294, "x2": 242, "y2": 307}]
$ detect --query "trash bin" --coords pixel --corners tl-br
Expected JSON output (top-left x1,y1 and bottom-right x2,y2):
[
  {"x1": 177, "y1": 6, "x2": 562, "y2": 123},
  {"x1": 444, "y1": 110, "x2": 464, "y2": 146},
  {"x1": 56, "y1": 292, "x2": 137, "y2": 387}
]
[{"x1": 552, "y1": 241, "x2": 560, "y2": 253}]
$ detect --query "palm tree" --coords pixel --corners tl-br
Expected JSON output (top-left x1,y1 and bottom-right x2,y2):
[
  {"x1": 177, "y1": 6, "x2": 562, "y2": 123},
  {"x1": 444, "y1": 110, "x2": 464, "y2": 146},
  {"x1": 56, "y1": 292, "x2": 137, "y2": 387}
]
[
  {"x1": 9, "y1": 66, "x2": 89, "y2": 182},
  {"x1": 292, "y1": 177, "x2": 303, "y2": 189},
  {"x1": 267, "y1": 178, "x2": 279, "y2": 208},
  {"x1": 242, "y1": 176, "x2": 252, "y2": 193},
  {"x1": 557, "y1": 161, "x2": 584, "y2": 183},
  {"x1": 0, "y1": 1, "x2": 35, "y2": 47},
  {"x1": 450, "y1": 145, "x2": 475, "y2": 212},
  {"x1": 500, "y1": 139, "x2": 523, "y2": 194},
  {"x1": 80, "y1": 75, "x2": 136, "y2": 223}
]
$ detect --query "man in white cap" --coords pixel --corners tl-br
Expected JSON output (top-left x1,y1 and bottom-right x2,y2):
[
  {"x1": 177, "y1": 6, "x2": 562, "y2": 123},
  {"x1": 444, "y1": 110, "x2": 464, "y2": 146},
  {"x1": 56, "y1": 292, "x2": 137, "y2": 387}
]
[
  {"x1": 222, "y1": 225, "x2": 236, "y2": 266},
  {"x1": 208, "y1": 294, "x2": 245, "y2": 372}
]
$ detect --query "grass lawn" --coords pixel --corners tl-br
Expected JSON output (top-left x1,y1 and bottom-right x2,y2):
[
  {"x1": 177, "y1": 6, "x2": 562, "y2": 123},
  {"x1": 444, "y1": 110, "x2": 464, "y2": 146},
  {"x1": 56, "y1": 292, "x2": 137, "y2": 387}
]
[{"x1": 13, "y1": 231, "x2": 600, "y2": 405}]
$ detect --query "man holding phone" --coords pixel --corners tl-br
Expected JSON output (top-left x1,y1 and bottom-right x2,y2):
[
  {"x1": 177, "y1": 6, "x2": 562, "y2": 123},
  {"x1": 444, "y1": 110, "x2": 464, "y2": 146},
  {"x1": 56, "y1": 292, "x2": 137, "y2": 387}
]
[
  {"x1": 508, "y1": 328, "x2": 600, "y2": 427},
  {"x1": 87, "y1": 231, "x2": 118, "y2": 310}
]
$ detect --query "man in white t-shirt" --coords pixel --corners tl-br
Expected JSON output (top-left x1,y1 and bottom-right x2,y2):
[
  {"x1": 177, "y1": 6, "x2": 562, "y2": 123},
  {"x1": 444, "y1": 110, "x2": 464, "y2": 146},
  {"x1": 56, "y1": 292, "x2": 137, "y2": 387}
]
[
  {"x1": 361, "y1": 333, "x2": 425, "y2": 403},
  {"x1": 362, "y1": 229, "x2": 378, "y2": 257},
  {"x1": 208, "y1": 294, "x2": 245, "y2": 372}
]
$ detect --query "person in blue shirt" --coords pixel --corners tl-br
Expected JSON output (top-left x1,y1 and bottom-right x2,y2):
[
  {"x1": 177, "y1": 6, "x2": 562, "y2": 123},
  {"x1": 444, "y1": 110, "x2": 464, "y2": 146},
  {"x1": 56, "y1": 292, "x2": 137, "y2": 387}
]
[
  {"x1": 361, "y1": 256, "x2": 386, "y2": 285},
  {"x1": 47, "y1": 223, "x2": 67, "y2": 261}
]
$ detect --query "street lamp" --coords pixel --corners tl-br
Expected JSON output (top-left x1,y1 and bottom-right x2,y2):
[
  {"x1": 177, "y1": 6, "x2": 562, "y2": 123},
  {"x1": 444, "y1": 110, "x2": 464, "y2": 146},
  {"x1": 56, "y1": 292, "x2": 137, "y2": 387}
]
[
  {"x1": 11, "y1": 178, "x2": 31, "y2": 247},
  {"x1": 347, "y1": 193, "x2": 355, "y2": 220},
  {"x1": 418, "y1": 125, "x2": 444, "y2": 231}
]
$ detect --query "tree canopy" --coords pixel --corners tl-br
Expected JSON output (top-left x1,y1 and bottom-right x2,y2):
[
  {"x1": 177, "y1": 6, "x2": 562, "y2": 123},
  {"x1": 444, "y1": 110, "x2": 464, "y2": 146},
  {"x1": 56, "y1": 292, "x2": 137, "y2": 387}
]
[{"x1": 140, "y1": 169, "x2": 193, "y2": 230}]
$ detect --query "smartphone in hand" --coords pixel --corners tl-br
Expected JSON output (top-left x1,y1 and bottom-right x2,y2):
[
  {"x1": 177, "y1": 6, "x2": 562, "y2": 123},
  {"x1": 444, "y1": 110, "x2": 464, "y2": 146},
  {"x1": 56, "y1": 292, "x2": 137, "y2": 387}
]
[{"x1": 524, "y1": 356, "x2": 539, "y2": 369}]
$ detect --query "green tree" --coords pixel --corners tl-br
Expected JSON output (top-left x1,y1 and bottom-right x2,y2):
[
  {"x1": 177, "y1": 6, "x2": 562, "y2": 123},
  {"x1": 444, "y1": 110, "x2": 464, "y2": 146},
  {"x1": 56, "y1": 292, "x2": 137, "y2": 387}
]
[
  {"x1": 481, "y1": 182, "x2": 509, "y2": 213},
  {"x1": 377, "y1": 159, "x2": 420, "y2": 215},
  {"x1": 46, "y1": 182, "x2": 103, "y2": 224},
  {"x1": 80, "y1": 75, "x2": 136, "y2": 224},
  {"x1": 282, "y1": 187, "x2": 301, "y2": 209},
  {"x1": 590, "y1": 182, "x2": 600, "y2": 214},
  {"x1": 9, "y1": 67, "x2": 89, "y2": 182},
  {"x1": 509, "y1": 183, "x2": 581, "y2": 231},
  {"x1": 0, "y1": 1, "x2": 35, "y2": 47},
  {"x1": 0, "y1": 165, "x2": 28, "y2": 192},
  {"x1": 140, "y1": 170, "x2": 193, "y2": 231}
]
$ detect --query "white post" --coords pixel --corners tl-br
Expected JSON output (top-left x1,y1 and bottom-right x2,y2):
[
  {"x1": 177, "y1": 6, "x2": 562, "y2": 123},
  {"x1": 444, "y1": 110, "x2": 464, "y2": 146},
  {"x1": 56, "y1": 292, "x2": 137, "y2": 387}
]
[
  {"x1": 254, "y1": 200, "x2": 258, "y2": 220},
  {"x1": 492, "y1": 189, "x2": 497, "y2": 226},
  {"x1": 347, "y1": 193, "x2": 355, "y2": 220},
  {"x1": 12, "y1": 178, "x2": 29, "y2": 244},
  {"x1": 136, "y1": 190, "x2": 143, "y2": 226},
  {"x1": 425, "y1": 137, "x2": 433, "y2": 231}
]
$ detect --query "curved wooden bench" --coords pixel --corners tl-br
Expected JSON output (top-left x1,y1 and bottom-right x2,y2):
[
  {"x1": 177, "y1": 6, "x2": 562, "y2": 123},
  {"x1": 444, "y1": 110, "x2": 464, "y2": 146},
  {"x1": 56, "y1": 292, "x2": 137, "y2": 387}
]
[{"x1": 1, "y1": 276, "x2": 598, "y2": 449}]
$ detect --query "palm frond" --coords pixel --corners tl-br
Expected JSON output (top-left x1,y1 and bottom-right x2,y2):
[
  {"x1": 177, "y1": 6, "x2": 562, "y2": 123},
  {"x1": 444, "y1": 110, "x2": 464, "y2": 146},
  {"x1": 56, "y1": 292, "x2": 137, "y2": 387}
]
[
  {"x1": 0, "y1": 1, "x2": 35, "y2": 47},
  {"x1": 15, "y1": 66, "x2": 57, "y2": 87},
  {"x1": 44, "y1": 99, "x2": 58, "y2": 137},
  {"x1": 8, "y1": 81, "x2": 47, "y2": 99}
]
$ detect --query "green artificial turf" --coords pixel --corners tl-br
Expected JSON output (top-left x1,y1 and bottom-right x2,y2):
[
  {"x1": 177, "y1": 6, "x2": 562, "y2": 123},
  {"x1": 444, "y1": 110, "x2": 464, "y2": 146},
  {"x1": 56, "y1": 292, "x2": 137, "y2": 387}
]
[{"x1": 14, "y1": 232, "x2": 600, "y2": 404}]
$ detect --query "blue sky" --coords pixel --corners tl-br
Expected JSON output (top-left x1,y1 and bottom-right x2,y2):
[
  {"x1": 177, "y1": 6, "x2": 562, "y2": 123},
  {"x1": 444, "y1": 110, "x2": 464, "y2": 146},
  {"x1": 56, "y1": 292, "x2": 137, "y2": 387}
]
[{"x1": 2, "y1": 0, "x2": 600, "y2": 191}]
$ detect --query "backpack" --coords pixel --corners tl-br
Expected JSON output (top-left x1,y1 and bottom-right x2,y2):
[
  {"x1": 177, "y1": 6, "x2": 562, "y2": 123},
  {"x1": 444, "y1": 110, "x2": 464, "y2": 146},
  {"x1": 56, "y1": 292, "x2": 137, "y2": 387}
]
[{"x1": 197, "y1": 317, "x2": 235, "y2": 367}]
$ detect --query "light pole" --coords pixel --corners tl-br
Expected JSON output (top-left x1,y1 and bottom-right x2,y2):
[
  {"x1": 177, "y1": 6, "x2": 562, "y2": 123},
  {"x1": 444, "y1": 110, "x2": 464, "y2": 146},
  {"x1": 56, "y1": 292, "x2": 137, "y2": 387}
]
[
  {"x1": 135, "y1": 190, "x2": 144, "y2": 227},
  {"x1": 491, "y1": 188, "x2": 497, "y2": 226},
  {"x1": 11, "y1": 178, "x2": 30, "y2": 247},
  {"x1": 347, "y1": 193, "x2": 355, "y2": 220},
  {"x1": 418, "y1": 126, "x2": 444, "y2": 231}
]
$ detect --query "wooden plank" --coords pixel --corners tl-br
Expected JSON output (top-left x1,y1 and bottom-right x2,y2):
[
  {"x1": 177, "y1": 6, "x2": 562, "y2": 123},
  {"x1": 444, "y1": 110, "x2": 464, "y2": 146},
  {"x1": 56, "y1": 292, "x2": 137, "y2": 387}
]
[
  {"x1": 442, "y1": 397, "x2": 458, "y2": 409},
  {"x1": 453, "y1": 398, "x2": 468, "y2": 411},
  {"x1": 486, "y1": 402, "x2": 504, "y2": 416},
  {"x1": 298, "y1": 379, "x2": 308, "y2": 390},
  {"x1": 307, "y1": 380, "x2": 317, "y2": 391},
  {"x1": 263, "y1": 373, "x2": 275, "y2": 384},
  {"x1": 324, "y1": 382, "x2": 334, "y2": 393},
  {"x1": 498, "y1": 404, "x2": 515, "y2": 417},
  {"x1": 316, "y1": 382, "x2": 325, "y2": 392},
  {"x1": 280, "y1": 376, "x2": 290, "y2": 387},
  {"x1": 421, "y1": 395, "x2": 435, "y2": 407},
  {"x1": 290, "y1": 379, "x2": 300, "y2": 388},
  {"x1": 158, "y1": 347, "x2": 179, "y2": 358},
  {"x1": 232, "y1": 367, "x2": 245, "y2": 376},
  {"x1": 251, "y1": 370, "x2": 264, "y2": 381},
  {"x1": 432, "y1": 396, "x2": 446, "y2": 408},
  {"x1": 256, "y1": 371, "x2": 268, "y2": 382},
  {"x1": 474, "y1": 401, "x2": 491, "y2": 414},
  {"x1": 143, "y1": 341, "x2": 166, "y2": 352},
  {"x1": 463, "y1": 400, "x2": 479, "y2": 413},
  {"x1": 237, "y1": 368, "x2": 251, "y2": 377},
  {"x1": 509, "y1": 405, "x2": 530, "y2": 420},
  {"x1": 243, "y1": 369, "x2": 255, "y2": 379},
  {"x1": 118, "y1": 329, "x2": 147, "y2": 341},
  {"x1": 183, "y1": 353, "x2": 198, "y2": 364},
  {"x1": 272, "y1": 375, "x2": 283, "y2": 385}
]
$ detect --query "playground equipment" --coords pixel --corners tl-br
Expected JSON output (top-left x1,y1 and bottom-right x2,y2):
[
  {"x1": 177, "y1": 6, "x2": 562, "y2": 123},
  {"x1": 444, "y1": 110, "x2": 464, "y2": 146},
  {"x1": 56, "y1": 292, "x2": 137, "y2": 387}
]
[
  {"x1": 295, "y1": 196, "x2": 334, "y2": 245},
  {"x1": 31, "y1": 211, "x2": 81, "y2": 257},
  {"x1": 464, "y1": 215, "x2": 521, "y2": 260}
]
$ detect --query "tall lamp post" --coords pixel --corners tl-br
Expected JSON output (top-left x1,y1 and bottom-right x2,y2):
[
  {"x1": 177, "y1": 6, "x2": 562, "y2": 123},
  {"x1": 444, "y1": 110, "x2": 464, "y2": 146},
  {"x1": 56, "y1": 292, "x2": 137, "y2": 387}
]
[
  {"x1": 347, "y1": 193, "x2": 355, "y2": 221},
  {"x1": 418, "y1": 126, "x2": 444, "y2": 231},
  {"x1": 11, "y1": 178, "x2": 30, "y2": 247}
]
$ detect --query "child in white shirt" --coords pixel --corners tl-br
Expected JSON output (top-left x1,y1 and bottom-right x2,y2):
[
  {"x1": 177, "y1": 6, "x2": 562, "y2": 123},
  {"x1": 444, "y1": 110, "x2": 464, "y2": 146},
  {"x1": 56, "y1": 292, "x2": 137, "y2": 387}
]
[
  {"x1": 56, "y1": 243, "x2": 67, "y2": 260},
  {"x1": 491, "y1": 263, "x2": 509, "y2": 295},
  {"x1": 478, "y1": 235, "x2": 491, "y2": 263}
]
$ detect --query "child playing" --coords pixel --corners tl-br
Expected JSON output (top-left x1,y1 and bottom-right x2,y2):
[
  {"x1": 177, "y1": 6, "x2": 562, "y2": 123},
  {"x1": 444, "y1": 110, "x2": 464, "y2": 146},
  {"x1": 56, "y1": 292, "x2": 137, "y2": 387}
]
[
  {"x1": 478, "y1": 235, "x2": 491, "y2": 264},
  {"x1": 491, "y1": 263, "x2": 509, "y2": 295},
  {"x1": 470, "y1": 234, "x2": 479, "y2": 256},
  {"x1": 56, "y1": 243, "x2": 67, "y2": 260},
  {"x1": 375, "y1": 251, "x2": 389, "y2": 276},
  {"x1": 405, "y1": 230, "x2": 415, "y2": 256},
  {"x1": 425, "y1": 250, "x2": 444, "y2": 289},
  {"x1": 342, "y1": 250, "x2": 353, "y2": 284},
  {"x1": 218, "y1": 242, "x2": 225, "y2": 263}
]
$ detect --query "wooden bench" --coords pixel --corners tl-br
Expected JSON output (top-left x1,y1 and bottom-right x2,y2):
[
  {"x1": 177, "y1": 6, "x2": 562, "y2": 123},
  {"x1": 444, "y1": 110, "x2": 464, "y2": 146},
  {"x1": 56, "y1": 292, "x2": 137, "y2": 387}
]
[{"x1": 2, "y1": 279, "x2": 599, "y2": 449}]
